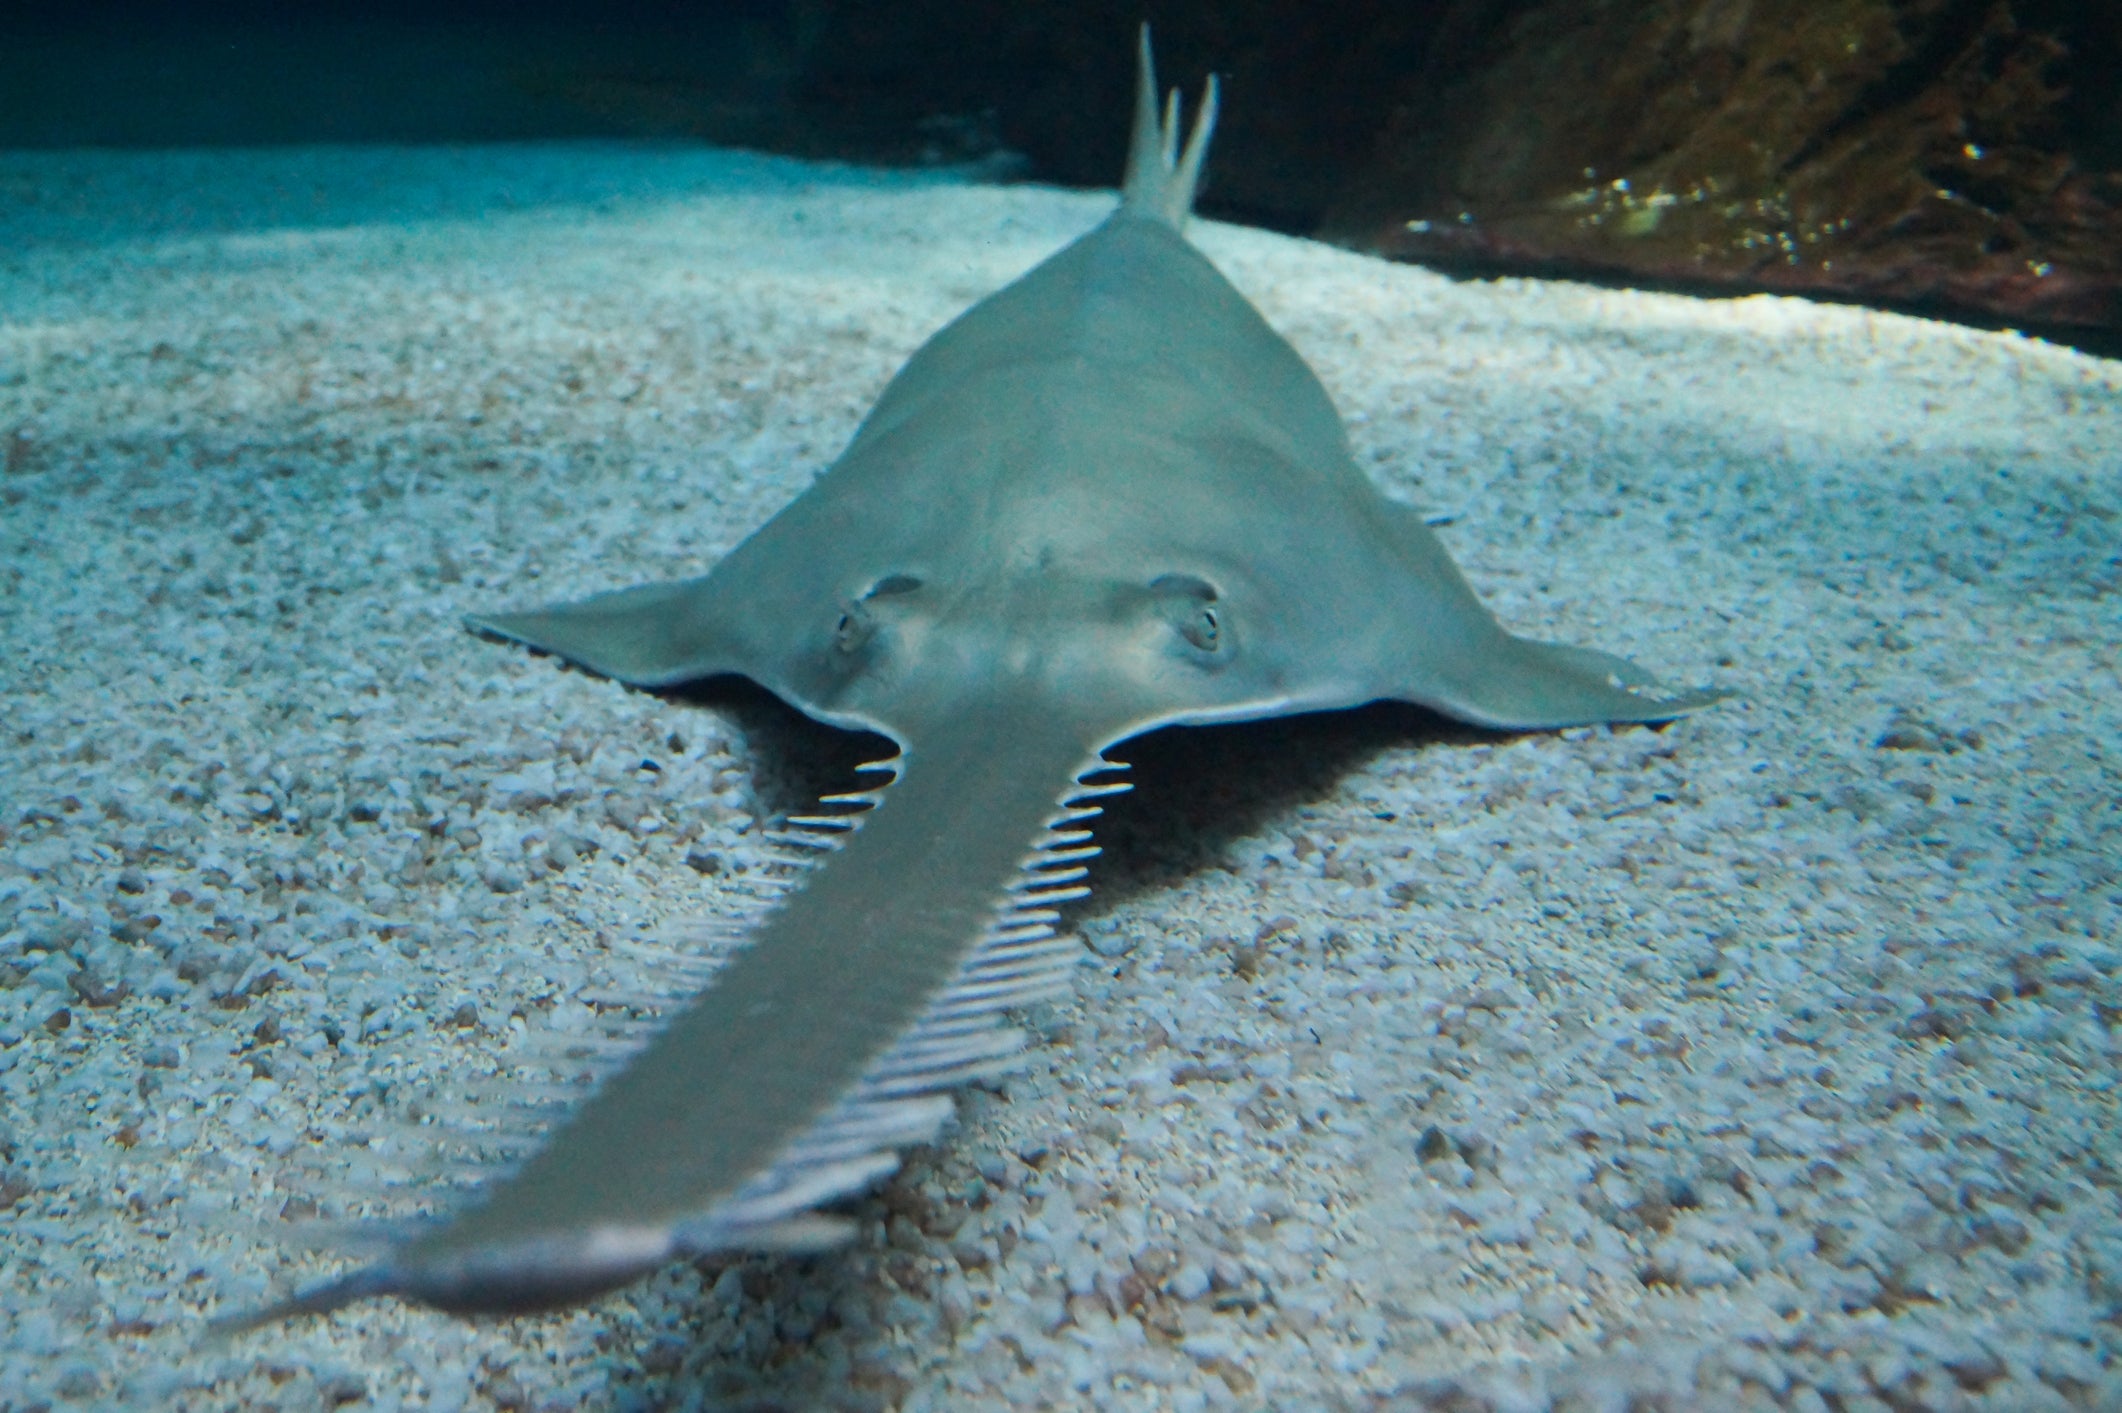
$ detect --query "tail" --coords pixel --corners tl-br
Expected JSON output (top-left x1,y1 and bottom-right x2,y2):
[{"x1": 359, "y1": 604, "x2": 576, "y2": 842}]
[{"x1": 1121, "y1": 24, "x2": 1219, "y2": 229}]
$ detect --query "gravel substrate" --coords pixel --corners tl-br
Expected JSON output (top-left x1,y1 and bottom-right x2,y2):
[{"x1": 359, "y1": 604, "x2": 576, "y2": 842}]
[{"x1": 2, "y1": 141, "x2": 2119, "y2": 1412}]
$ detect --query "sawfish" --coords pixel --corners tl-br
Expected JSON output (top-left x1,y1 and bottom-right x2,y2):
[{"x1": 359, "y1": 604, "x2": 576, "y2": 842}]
[{"x1": 233, "y1": 30, "x2": 1718, "y2": 1327}]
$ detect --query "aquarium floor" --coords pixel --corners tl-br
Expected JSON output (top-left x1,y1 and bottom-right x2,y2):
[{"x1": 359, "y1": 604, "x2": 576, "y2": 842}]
[{"x1": 2, "y1": 142, "x2": 2119, "y2": 1412}]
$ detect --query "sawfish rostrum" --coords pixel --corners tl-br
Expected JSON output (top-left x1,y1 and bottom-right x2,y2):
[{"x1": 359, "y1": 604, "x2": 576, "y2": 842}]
[{"x1": 236, "y1": 31, "x2": 1719, "y2": 1326}]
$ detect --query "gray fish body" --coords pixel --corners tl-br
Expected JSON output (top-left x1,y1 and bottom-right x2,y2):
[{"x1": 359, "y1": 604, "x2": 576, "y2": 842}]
[
  {"x1": 488, "y1": 198, "x2": 1698, "y2": 743},
  {"x1": 680, "y1": 211, "x2": 1456, "y2": 736},
  {"x1": 229, "y1": 30, "x2": 1717, "y2": 1330}
]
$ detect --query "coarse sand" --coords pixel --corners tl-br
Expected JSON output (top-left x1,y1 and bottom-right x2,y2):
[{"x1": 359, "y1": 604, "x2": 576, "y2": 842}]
[{"x1": 2, "y1": 141, "x2": 2119, "y2": 1411}]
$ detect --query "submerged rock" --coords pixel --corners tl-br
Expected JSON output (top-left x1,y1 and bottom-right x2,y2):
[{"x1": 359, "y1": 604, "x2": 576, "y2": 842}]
[{"x1": 1320, "y1": 0, "x2": 2122, "y2": 334}]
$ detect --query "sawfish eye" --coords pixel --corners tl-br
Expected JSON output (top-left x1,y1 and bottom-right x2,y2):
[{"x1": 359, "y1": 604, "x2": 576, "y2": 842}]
[
  {"x1": 1188, "y1": 605, "x2": 1220, "y2": 652},
  {"x1": 1149, "y1": 573, "x2": 1226, "y2": 657},
  {"x1": 835, "y1": 574, "x2": 919, "y2": 654},
  {"x1": 833, "y1": 601, "x2": 875, "y2": 653}
]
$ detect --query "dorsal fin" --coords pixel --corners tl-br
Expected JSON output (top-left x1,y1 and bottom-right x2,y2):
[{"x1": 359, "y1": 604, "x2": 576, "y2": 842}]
[{"x1": 1120, "y1": 24, "x2": 1219, "y2": 230}]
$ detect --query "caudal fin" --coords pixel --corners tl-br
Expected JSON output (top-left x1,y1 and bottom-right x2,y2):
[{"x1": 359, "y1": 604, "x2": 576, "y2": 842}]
[{"x1": 1120, "y1": 25, "x2": 1218, "y2": 229}]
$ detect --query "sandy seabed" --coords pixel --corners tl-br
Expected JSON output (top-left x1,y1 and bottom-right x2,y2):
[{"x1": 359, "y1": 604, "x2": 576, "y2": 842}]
[{"x1": 1, "y1": 141, "x2": 2119, "y2": 1412}]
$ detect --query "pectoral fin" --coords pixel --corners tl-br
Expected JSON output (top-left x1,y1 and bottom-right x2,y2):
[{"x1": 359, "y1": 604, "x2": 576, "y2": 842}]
[
  {"x1": 1402, "y1": 631, "x2": 1724, "y2": 731},
  {"x1": 467, "y1": 576, "x2": 751, "y2": 689}
]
